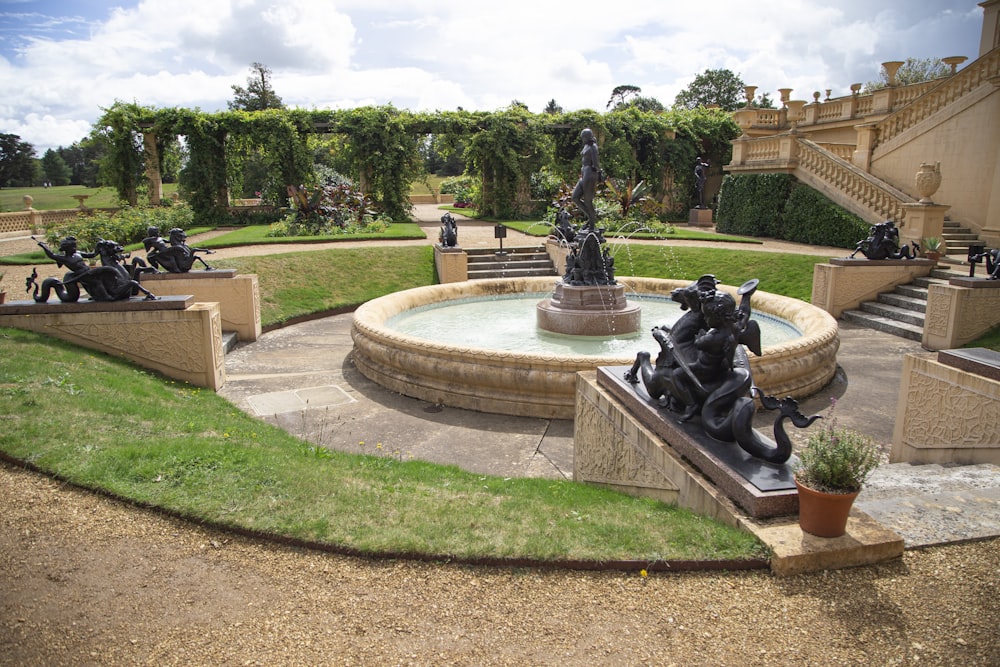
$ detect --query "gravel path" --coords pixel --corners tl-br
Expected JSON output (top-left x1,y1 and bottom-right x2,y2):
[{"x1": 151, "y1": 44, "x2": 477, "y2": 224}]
[{"x1": 2, "y1": 463, "x2": 997, "y2": 665}]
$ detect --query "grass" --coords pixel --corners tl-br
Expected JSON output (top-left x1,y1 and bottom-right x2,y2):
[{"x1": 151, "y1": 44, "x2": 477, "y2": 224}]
[
  {"x1": 0, "y1": 326, "x2": 766, "y2": 563},
  {"x1": 197, "y1": 222, "x2": 426, "y2": 248},
  {"x1": 0, "y1": 184, "x2": 179, "y2": 211},
  {"x1": 213, "y1": 246, "x2": 437, "y2": 326}
]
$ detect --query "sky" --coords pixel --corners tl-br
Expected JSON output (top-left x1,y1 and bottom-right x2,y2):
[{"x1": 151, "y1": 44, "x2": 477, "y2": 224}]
[{"x1": 0, "y1": 0, "x2": 986, "y2": 154}]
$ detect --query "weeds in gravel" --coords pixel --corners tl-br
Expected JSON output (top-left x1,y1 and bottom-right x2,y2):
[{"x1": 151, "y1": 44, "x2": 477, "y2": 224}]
[{"x1": 0, "y1": 327, "x2": 766, "y2": 563}]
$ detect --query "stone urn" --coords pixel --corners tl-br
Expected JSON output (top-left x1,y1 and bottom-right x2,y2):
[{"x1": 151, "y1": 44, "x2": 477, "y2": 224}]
[{"x1": 915, "y1": 162, "x2": 942, "y2": 203}]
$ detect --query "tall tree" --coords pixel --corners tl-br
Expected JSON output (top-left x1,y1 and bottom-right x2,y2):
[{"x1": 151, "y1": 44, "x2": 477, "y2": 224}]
[
  {"x1": 607, "y1": 84, "x2": 641, "y2": 109},
  {"x1": 228, "y1": 62, "x2": 285, "y2": 111},
  {"x1": 543, "y1": 99, "x2": 563, "y2": 114},
  {"x1": 673, "y1": 69, "x2": 746, "y2": 111},
  {"x1": 40, "y1": 149, "x2": 72, "y2": 186},
  {"x1": 0, "y1": 133, "x2": 37, "y2": 187}
]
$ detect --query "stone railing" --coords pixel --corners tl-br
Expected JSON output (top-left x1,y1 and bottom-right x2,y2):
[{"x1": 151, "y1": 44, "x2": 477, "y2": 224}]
[
  {"x1": 0, "y1": 207, "x2": 115, "y2": 236},
  {"x1": 876, "y1": 46, "x2": 1000, "y2": 147},
  {"x1": 795, "y1": 139, "x2": 915, "y2": 222}
]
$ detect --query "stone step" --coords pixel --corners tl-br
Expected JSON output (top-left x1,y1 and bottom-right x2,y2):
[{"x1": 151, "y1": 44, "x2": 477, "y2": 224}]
[
  {"x1": 466, "y1": 246, "x2": 547, "y2": 257},
  {"x1": 222, "y1": 331, "x2": 239, "y2": 354},
  {"x1": 912, "y1": 275, "x2": 951, "y2": 289},
  {"x1": 858, "y1": 300, "x2": 926, "y2": 326},
  {"x1": 468, "y1": 267, "x2": 557, "y2": 279},
  {"x1": 893, "y1": 283, "x2": 929, "y2": 300},
  {"x1": 840, "y1": 309, "x2": 924, "y2": 341},
  {"x1": 856, "y1": 463, "x2": 1000, "y2": 547},
  {"x1": 942, "y1": 232, "x2": 979, "y2": 241},
  {"x1": 878, "y1": 292, "x2": 926, "y2": 313},
  {"x1": 467, "y1": 259, "x2": 556, "y2": 271}
]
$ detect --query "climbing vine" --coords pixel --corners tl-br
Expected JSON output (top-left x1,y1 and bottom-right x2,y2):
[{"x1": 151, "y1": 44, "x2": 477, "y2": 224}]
[{"x1": 99, "y1": 104, "x2": 739, "y2": 224}]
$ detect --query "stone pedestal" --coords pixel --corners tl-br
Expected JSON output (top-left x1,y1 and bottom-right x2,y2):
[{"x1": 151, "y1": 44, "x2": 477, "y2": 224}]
[
  {"x1": 536, "y1": 282, "x2": 641, "y2": 336},
  {"x1": 0, "y1": 296, "x2": 225, "y2": 390},
  {"x1": 892, "y1": 351, "x2": 1000, "y2": 465},
  {"x1": 688, "y1": 207, "x2": 713, "y2": 226},
  {"x1": 139, "y1": 270, "x2": 260, "y2": 342},
  {"x1": 433, "y1": 245, "x2": 468, "y2": 283},
  {"x1": 923, "y1": 278, "x2": 1000, "y2": 350},
  {"x1": 812, "y1": 258, "x2": 935, "y2": 317},
  {"x1": 899, "y1": 203, "x2": 949, "y2": 248}
]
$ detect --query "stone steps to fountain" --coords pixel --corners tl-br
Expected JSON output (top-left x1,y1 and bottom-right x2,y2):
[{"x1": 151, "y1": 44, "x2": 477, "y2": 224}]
[
  {"x1": 466, "y1": 246, "x2": 558, "y2": 279},
  {"x1": 839, "y1": 267, "x2": 966, "y2": 341}
]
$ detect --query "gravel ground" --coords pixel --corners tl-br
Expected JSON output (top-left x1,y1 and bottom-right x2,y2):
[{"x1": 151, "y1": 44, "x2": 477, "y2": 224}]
[{"x1": 1, "y1": 462, "x2": 998, "y2": 666}]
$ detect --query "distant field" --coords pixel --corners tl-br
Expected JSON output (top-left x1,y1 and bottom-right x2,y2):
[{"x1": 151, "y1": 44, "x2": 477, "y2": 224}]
[{"x1": 0, "y1": 184, "x2": 179, "y2": 211}]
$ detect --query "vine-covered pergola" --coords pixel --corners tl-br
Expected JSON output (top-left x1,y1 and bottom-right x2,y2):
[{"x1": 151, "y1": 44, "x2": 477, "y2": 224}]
[{"x1": 97, "y1": 101, "x2": 738, "y2": 223}]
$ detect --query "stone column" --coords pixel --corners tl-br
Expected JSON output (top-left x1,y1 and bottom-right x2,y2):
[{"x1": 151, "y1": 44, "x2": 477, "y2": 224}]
[
  {"x1": 852, "y1": 123, "x2": 877, "y2": 172},
  {"x1": 143, "y1": 131, "x2": 163, "y2": 206}
]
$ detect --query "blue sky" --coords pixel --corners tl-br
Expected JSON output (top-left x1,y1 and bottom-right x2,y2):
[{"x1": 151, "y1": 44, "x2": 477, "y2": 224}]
[{"x1": 0, "y1": 0, "x2": 986, "y2": 153}]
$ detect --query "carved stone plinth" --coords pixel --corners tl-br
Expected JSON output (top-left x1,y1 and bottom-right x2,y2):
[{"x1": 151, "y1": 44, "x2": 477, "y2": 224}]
[
  {"x1": 593, "y1": 366, "x2": 799, "y2": 518},
  {"x1": 0, "y1": 296, "x2": 224, "y2": 390},
  {"x1": 139, "y1": 270, "x2": 260, "y2": 342},
  {"x1": 536, "y1": 282, "x2": 641, "y2": 336}
]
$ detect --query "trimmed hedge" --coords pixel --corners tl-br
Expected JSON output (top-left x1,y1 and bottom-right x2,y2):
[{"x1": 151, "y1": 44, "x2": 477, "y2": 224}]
[{"x1": 716, "y1": 174, "x2": 868, "y2": 249}]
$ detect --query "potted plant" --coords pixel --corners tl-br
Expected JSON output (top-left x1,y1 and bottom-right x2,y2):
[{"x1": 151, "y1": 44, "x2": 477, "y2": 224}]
[
  {"x1": 922, "y1": 237, "x2": 943, "y2": 262},
  {"x1": 794, "y1": 423, "x2": 881, "y2": 537}
]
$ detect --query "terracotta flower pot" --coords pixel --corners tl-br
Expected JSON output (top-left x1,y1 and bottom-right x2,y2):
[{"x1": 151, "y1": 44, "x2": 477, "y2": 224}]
[{"x1": 795, "y1": 479, "x2": 858, "y2": 538}]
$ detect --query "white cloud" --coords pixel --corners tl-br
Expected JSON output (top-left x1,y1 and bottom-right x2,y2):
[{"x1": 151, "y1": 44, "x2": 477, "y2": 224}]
[{"x1": 0, "y1": 0, "x2": 985, "y2": 153}]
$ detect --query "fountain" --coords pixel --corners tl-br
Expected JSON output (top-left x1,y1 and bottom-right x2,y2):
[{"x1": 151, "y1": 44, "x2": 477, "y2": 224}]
[
  {"x1": 351, "y1": 128, "x2": 838, "y2": 420},
  {"x1": 351, "y1": 276, "x2": 838, "y2": 420}
]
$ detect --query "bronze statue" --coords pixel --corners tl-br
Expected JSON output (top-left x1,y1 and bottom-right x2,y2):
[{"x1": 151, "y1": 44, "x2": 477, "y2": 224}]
[
  {"x1": 625, "y1": 275, "x2": 817, "y2": 464},
  {"x1": 571, "y1": 128, "x2": 601, "y2": 230},
  {"x1": 31, "y1": 236, "x2": 157, "y2": 302},
  {"x1": 439, "y1": 213, "x2": 458, "y2": 247},
  {"x1": 850, "y1": 220, "x2": 918, "y2": 260},
  {"x1": 144, "y1": 228, "x2": 215, "y2": 273},
  {"x1": 694, "y1": 156, "x2": 709, "y2": 208},
  {"x1": 968, "y1": 246, "x2": 1000, "y2": 279}
]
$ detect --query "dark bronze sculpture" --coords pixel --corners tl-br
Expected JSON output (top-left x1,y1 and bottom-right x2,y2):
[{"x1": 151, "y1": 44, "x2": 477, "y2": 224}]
[
  {"x1": 30, "y1": 236, "x2": 157, "y2": 302},
  {"x1": 694, "y1": 156, "x2": 709, "y2": 209},
  {"x1": 438, "y1": 213, "x2": 458, "y2": 247},
  {"x1": 850, "y1": 220, "x2": 919, "y2": 260},
  {"x1": 624, "y1": 275, "x2": 819, "y2": 464},
  {"x1": 571, "y1": 128, "x2": 602, "y2": 230},
  {"x1": 553, "y1": 207, "x2": 577, "y2": 244},
  {"x1": 967, "y1": 246, "x2": 1000, "y2": 279},
  {"x1": 144, "y1": 227, "x2": 215, "y2": 273}
]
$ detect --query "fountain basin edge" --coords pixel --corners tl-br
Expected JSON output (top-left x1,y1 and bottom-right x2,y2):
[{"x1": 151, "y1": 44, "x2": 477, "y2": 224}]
[{"x1": 350, "y1": 277, "x2": 840, "y2": 419}]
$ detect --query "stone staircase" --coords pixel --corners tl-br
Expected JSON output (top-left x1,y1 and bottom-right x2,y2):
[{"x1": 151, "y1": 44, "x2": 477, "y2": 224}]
[
  {"x1": 840, "y1": 266, "x2": 966, "y2": 341},
  {"x1": 466, "y1": 246, "x2": 558, "y2": 280},
  {"x1": 941, "y1": 218, "x2": 981, "y2": 258},
  {"x1": 856, "y1": 461, "x2": 1000, "y2": 547}
]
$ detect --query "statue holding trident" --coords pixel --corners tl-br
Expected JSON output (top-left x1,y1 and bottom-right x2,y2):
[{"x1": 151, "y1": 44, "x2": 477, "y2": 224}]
[{"x1": 571, "y1": 128, "x2": 602, "y2": 230}]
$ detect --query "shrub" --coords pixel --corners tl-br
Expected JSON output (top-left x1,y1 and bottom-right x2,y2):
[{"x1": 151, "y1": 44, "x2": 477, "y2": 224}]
[
  {"x1": 782, "y1": 184, "x2": 869, "y2": 248},
  {"x1": 46, "y1": 203, "x2": 195, "y2": 248},
  {"x1": 716, "y1": 173, "x2": 792, "y2": 237},
  {"x1": 795, "y1": 425, "x2": 881, "y2": 494},
  {"x1": 439, "y1": 175, "x2": 476, "y2": 206}
]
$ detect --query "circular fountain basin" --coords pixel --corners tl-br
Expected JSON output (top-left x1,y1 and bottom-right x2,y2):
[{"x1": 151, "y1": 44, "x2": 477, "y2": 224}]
[{"x1": 351, "y1": 277, "x2": 840, "y2": 419}]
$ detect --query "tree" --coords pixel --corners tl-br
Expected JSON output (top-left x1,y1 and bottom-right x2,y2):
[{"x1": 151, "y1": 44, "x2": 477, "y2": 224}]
[
  {"x1": 58, "y1": 140, "x2": 104, "y2": 187},
  {"x1": 40, "y1": 149, "x2": 72, "y2": 186},
  {"x1": 608, "y1": 84, "x2": 642, "y2": 109},
  {"x1": 863, "y1": 57, "x2": 951, "y2": 92},
  {"x1": 543, "y1": 99, "x2": 563, "y2": 114},
  {"x1": 623, "y1": 96, "x2": 666, "y2": 113},
  {"x1": 0, "y1": 133, "x2": 37, "y2": 187},
  {"x1": 229, "y1": 62, "x2": 284, "y2": 111},
  {"x1": 673, "y1": 69, "x2": 746, "y2": 111}
]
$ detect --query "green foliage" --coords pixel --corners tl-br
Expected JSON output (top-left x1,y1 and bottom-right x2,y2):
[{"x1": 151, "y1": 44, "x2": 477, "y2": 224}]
[
  {"x1": 439, "y1": 174, "x2": 476, "y2": 205},
  {"x1": 270, "y1": 181, "x2": 389, "y2": 236},
  {"x1": 717, "y1": 174, "x2": 868, "y2": 248},
  {"x1": 0, "y1": 132, "x2": 38, "y2": 187},
  {"x1": 795, "y1": 421, "x2": 881, "y2": 494},
  {"x1": 228, "y1": 62, "x2": 285, "y2": 111},
  {"x1": 92, "y1": 101, "x2": 154, "y2": 205},
  {"x1": 782, "y1": 185, "x2": 869, "y2": 247},
  {"x1": 464, "y1": 105, "x2": 549, "y2": 219},
  {"x1": 716, "y1": 173, "x2": 793, "y2": 237},
  {"x1": 673, "y1": 69, "x2": 747, "y2": 111},
  {"x1": 40, "y1": 149, "x2": 71, "y2": 186},
  {"x1": 46, "y1": 202, "x2": 195, "y2": 249}
]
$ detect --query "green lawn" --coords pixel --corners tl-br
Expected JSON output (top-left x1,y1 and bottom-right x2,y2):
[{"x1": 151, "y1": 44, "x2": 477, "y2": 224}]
[
  {"x1": 0, "y1": 184, "x2": 179, "y2": 211},
  {"x1": 0, "y1": 325, "x2": 766, "y2": 564}
]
